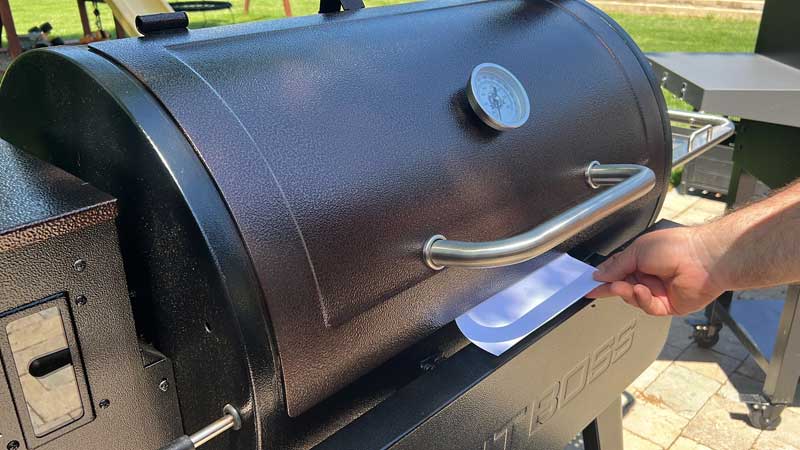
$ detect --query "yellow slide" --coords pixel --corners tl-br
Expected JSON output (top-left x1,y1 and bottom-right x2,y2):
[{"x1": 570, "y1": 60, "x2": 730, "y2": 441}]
[{"x1": 104, "y1": 0, "x2": 174, "y2": 37}]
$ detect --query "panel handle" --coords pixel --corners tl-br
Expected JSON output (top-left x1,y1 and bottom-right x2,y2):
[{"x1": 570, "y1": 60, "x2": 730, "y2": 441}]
[{"x1": 422, "y1": 162, "x2": 655, "y2": 270}]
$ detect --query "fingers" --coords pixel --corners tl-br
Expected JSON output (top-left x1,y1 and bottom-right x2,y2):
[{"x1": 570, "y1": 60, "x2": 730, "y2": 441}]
[
  {"x1": 586, "y1": 284, "x2": 613, "y2": 298},
  {"x1": 587, "y1": 280, "x2": 636, "y2": 302},
  {"x1": 593, "y1": 246, "x2": 638, "y2": 283},
  {"x1": 631, "y1": 284, "x2": 669, "y2": 316},
  {"x1": 586, "y1": 280, "x2": 673, "y2": 316}
]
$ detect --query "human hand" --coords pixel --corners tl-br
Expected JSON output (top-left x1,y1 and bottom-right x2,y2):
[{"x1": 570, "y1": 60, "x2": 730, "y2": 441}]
[{"x1": 586, "y1": 227, "x2": 725, "y2": 316}]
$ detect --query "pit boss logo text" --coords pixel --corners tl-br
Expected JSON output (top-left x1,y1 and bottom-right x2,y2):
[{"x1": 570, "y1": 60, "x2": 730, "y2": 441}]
[{"x1": 480, "y1": 320, "x2": 637, "y2": 450}]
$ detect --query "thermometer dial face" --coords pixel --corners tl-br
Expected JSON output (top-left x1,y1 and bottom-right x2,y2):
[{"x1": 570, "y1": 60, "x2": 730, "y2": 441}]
[{"x1": 467, "y1": 63, "x2": 530, "y2": 131}]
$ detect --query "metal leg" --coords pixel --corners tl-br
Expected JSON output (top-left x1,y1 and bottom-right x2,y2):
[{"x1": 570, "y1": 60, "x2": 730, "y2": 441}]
[
  {"x1": 729, "y1": 168, "x2": 759, "y2": 209},
  {"x1": 764, "y1": 285, "x2": 800, "y2": 404},
  {"x1": 738, "y1": 285, "x2": 800, "y2": 430},
  {"x1": 582, "y1": 397, "x2": 623, "y2": 450}
]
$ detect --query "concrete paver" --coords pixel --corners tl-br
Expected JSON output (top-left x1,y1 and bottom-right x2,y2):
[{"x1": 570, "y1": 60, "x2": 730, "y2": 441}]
[
  {"x1": 717, "y1": 373, "x2": 764, "y2": 404},
  {"x1": 669, "y1": 437, "x2": 712, "y2": 450},
  {"x1": 630, "y1": 344, "x2": 685, "y2": 393},
  {"x1": 752, "y1": 434, "x2": 800, "y2": 450},
  {"x1": 681, "y1": 395, "x2": 760, "y2": 450},
  {"x1": 674, "y1": 345, "x2": 741, "y2": 384},
  {"x1": 645, "y1": 364, "x2": 721, "y2": 419},
  {"x1": 657, "y1": 190, "x2": 726, "y2": 226},
  {"x1": 624, "y1": 396, "x2": 689, "y2": 448},
  {"x1": 624, "y1": 430, "x2": 664, "y2": 450}
]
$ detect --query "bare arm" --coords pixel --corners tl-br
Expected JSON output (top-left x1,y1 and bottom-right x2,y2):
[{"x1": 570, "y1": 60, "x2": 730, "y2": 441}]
[{"x1": 587, "y1": 181, "x2": 800, "y2": 316}]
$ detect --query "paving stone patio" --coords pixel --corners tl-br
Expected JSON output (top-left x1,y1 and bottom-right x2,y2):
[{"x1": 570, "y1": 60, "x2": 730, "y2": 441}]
[{"x1": 622, "y1": 189, "x2": 799, "y2": 450}]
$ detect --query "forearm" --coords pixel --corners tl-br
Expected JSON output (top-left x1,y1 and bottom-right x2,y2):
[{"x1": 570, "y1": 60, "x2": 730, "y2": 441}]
[{"x1": 697, "y1": 181, "x2": 800, "y2": 291}]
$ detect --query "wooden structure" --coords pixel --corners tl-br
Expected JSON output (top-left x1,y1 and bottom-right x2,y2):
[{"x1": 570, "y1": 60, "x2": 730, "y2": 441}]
[{"x1": 0, "y1": 0, "x2": 21, "y2": 58}]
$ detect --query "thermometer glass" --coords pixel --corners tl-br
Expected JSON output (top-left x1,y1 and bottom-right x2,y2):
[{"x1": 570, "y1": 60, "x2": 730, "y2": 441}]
[{"x1": 467, "y1": 63, "x2": 530, "y2": 131}]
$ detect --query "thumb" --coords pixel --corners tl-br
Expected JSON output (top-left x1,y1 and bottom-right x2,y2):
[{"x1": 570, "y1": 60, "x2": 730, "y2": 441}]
[{"x1": 593, "y1": 246, "x2": 638, "y2": 282}]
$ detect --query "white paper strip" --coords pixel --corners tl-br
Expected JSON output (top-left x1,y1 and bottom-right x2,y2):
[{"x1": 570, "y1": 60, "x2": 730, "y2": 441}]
[{"x1": 456, "y1": 253, "x2": 602, "y2": 356}]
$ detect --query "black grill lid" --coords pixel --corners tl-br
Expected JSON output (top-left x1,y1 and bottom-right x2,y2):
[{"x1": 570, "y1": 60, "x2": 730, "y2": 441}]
[{"x1": 83, "y1": 0, "x2": 671, "y2": 415}]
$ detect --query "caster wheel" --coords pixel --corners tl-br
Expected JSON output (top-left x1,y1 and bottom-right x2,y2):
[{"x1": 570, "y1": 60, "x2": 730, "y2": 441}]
[
  {"x1": 692, "y1": 327, "x2": 720, "y2": 349},
  {"x1": 748, "y1": 407, "x2": 782, "y2": 430}
]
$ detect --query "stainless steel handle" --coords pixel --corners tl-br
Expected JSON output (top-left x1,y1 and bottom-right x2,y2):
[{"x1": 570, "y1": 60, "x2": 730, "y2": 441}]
[
  {"x1": 423, "y1": 162, "x2": 656, "y2": 270},
  {"x1": 669, "y1": 110, "x2": 735, "y2": 168}
]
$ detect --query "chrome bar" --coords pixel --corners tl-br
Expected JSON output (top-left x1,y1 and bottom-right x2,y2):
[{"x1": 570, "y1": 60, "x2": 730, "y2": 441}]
[
  {"x1": 423, "y1": 162, "x2": 656, "y2": 270},
  {"x1": 670, "y1": 110, "x2": 735, "y2": 169},
  {"x1": 191, "y1": 416, "x2": 235, "y2": 448},
  {"x1": 190, "y1": 405, "x2": 242, "y2": 448}
]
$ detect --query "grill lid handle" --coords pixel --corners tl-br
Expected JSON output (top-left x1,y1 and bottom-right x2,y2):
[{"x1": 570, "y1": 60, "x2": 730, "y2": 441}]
[{"x1": 422, "y1": 162, "x2": 656, "y2": 270}]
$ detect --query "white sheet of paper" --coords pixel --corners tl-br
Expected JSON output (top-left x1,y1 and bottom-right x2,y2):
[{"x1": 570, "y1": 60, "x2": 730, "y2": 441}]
[{"x1": 456, "y1": 253, "x2": 602, "y2": 356}]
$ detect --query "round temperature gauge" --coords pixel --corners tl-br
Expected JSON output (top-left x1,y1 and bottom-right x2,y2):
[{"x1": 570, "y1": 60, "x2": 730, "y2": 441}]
[{"x1": 467, "y1": 63, "x2": 530, "y2": 131}]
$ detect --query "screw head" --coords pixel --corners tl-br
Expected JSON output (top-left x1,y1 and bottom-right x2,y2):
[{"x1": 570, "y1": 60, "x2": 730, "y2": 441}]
[
  {"x1": 73, "y1": 259, "x2": 87, "y2": 272},
  {"x1": 159, "y1": 379, "x2": 169, "y2": 392},
  {"x1": 75, "y1": 295, "x2": 88, "y2": 306},
  {"x1": 99, "y1": 399, "x2": 111, "y2": 409},
  {"x1": 7, "y1": 440, "x2": 20, "y2": 450}
]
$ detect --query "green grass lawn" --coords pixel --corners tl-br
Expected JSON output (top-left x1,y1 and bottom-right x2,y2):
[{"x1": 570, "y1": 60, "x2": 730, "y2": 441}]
[
  {"x1": 3, "y1": 0, "x2": 398, "y2": 42},
  {"x1": 611, "y1": 13, "x2": 759, "y2": 109},
  {"x1": 5, "y1": 1, "x2": 759, "y2": 48},
  {"x1": 4, "y1": 1, "x2": 759, "y2": 107}
]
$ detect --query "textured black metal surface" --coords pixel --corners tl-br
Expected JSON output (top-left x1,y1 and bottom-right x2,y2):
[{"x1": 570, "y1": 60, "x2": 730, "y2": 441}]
[
  {"x1": 83, "y1": 0, "x2": 670, "y2": 415},
  {"x1": 0, "y1": 48, "x2": 276, "y2": 450},
  {"x1": 0, "y1": 148, "x2": 182, "y2": 449},
  {"x1": 0, "y1": 141, "x2": 117, "y2": 252}
]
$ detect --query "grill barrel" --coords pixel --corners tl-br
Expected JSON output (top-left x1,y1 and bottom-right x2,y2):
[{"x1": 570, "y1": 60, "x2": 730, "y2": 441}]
[{"x1": 0, "y1": 0, "x2": 671, "y2": 447}]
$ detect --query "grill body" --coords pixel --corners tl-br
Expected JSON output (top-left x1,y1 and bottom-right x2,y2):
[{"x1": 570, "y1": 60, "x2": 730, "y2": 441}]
[{"x1": 0, "y1": 0, "x2": 670, "y2": 447}]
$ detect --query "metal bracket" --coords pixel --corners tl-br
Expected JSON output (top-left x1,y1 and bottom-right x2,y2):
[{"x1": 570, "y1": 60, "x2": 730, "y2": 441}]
[{"x1": 319, "y1": 0, "x2": 365, "y2": 14}]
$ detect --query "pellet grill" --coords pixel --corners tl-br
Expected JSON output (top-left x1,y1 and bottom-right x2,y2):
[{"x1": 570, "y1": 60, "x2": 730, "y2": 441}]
[{"x1": 0, "y1": 1, "x2": 734, "y2": 449}]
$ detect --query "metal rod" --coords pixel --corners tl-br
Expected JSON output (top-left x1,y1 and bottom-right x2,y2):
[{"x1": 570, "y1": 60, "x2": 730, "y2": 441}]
[
  {"x1": 158, "y1": 405, "x2": 242, "y2": 450},
  {"x1": 423, "y1": 162, "x2": 655, "y2": 270},
  {"x1": 669, "y1": 110, "x2": 735, "y2": 169},
  {"x1": 190, "y1": 414, "x2": 236, "y2": 448}
]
